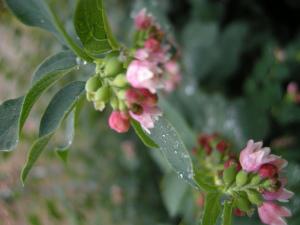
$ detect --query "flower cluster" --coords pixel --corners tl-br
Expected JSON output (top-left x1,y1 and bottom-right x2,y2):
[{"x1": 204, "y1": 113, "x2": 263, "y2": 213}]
[
  {"x1": 85, "y1": 9, "x2": 181, "y2": 133},
  {"x1": 286, "y1": 82, "x2": 300, "y2": 104},
  {"x1": 193, "y1": 134, "x2": 293, "y2": 225}
]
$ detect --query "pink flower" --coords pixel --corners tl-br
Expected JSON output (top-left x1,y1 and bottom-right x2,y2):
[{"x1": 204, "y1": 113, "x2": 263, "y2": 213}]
[
  {"x1": 144, "y1": 38, "x2": 161, "y2": 52},
  {"x1": 258, "y1": 202, "x2": 291, "y2": 225},
  {"x1": 239, "y1": 140, "x2": 285, "y2": 172},
  {"x1": 287, "y1": 82, "x2": 298, "y2": 95},
  {"x1": 126, "y1": 60, "x2": 159, "y2": 93},
  {"x1": 163, "y1": 60, "x2": 182, "y2": 92},
  {"x1": 125, "y1": 88, "x2": 161, "y2": 133},
  {"x1": 134, "y1": 9, "x2": 153, "y2": 30},
  {"x1": 108, "y1": 111, "x2": 130, "y2": 133},
  {"x1": 130, "y1": 106, "x2": 161, "y2": 133},
  {"x1": 263, "y1": 187, "x2": 294, "y2": 202}
]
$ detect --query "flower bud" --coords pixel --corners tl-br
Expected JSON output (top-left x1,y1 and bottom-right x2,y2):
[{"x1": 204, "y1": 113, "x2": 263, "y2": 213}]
[
  {"x1": 258, "y1": 164, "x2": 278, "y2": 178},
  {"x1": 235, "y1": 193, "x2": 252, "y2": 212},
  {"x1": 216, "y1": 140, "x2": 228, "y2": 153},
  {"x1": 246, "y1": 190, "x2": 263, "y2": 206},
  {"x1": 236, "y1": 171, "x2": 248, "y2": 187},
  {"x1": 93, "y1": 101, "x2": 105, "y2": 111},
  {"x1": 104, "y1": 57, "x2": 123, "y2": 77},
  {"x1": 95, "y1": 86, "x2": 111, "y2": 102},
  {"x1": 110, "y1": 96, "x2": 119, "y2": 110},
  {"x1": 112, "y1": 74, "x2": 128, "y2": 87},
  {"x1": 250, "y1": 174, "x2": 262, "y2": 185},
  {"x1": 223, "y1": 165, "x2": 238, "y2": 186},
  {"x1": 116, "y1": 90, "x2": 127, "y2": 100},
  {"x1": 86, "y1": 92, "x2": 94, "y2": 102},
  {"x1": 85, "y1": 76, "x2": 101, "y2": 92}
]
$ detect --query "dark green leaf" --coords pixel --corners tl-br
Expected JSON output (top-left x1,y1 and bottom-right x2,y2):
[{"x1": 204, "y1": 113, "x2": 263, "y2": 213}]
[
  {"x1": 150, "y1": 117, "x2": 197, "y2": 187},
  {"x1": 222, "y1": 200, "x2": 234, "y2": 225},
  {"x1": 74, "y1": 0, "x2": 119, "y2": 55},
  {"x1": 161, "y1": 173, "x2": 189, "y2": 217},
  {"x1": 131, "y1": 119, "x2": 159, "y2": 148},
  {"x1": 201, "y1": 193, "x2": 222, "y2": 225},
  {"x1": 4, "y1": 0, "x2": 60, "y2": 38},
  {"x1": 0, "y1": 51, "x2": 77, "y2": 151},
  {"x1": 21, "y1": 81, "x2": 85, "y2": 183}
]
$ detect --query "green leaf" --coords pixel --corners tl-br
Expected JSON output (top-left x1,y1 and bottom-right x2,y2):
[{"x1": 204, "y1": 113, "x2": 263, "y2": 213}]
[
  {"x1": 21, "y1": 81, "x2": 85, "y2": 183},
  {"x1": 159, "y1": 97, "x2": 196, "y2": 149},
  {"x1": 4, "y1": 0, "x2": 60, "y2": 38},
  {"x1": 150, "y1": 117, "x2": 196, "y2": 187},
  {"x1": 131, "y1": 119, "x2": 159, "y2": 148},
  {"x1": 74, "y1": 0, "x2": 119, "y2": 55},
  {"x1": 201, "y1": 193, "x2": 222, "y2": 225},
  {"x1": 4, "y1": 0, "x2": 93, "y2": 62},
  {"x1": 222, "y1": 200, "x2": 234, "y2": 225},
  {"x1": 194, "y1": 170, "x2": 219, "y2": 192},
  {"x1": 161, "y1": 173, "x2": 189, "y2": 217},
  {"x1": 0, "y1": 51, "x2": 77, "y2": 151}
]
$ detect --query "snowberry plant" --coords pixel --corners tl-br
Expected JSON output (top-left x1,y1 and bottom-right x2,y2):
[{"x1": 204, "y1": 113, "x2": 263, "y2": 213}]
[{"x1": 0, "y1": 1, "x2": 294, "y2": 225}]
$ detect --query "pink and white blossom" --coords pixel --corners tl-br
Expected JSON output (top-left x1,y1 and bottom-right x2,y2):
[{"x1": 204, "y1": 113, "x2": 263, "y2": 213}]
[
  {"x1": 134, "y1": 9, "x2": 153, "y2": 30},
  {"x1": 239, "y1": 140, "x2": 286, "y2": 172},
  {"x1": 258, "y1": 202, "x2": 291, "y2": 225}
]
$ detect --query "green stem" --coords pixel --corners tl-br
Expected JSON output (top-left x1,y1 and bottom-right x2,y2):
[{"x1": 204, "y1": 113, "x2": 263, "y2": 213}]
[{"x1": 49, "y1": 5, "x2": 94, "y2": 63}]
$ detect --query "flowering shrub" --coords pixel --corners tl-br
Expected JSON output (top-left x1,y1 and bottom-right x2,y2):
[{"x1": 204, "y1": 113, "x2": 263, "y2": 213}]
[{"x1": 193, "y1": 134, "x2": 294, "y2": 225}]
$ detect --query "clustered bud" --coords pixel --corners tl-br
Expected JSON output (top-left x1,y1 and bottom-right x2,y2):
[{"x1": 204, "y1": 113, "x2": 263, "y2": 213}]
[
  {"x1": 85, "y1": 9, "x2": 182, "y2": 133},
  {"x1": 193, "y1": 135, "x2": 294, "y2": 225},
  {"x1": 286, "y1": 82, "x2": 300, "y2": 103}
]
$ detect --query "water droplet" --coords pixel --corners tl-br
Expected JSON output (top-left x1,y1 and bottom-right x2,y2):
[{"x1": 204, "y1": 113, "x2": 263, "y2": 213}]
[
  {"x1": 83, "y1": 61, "x2": 87, "y2": 65},
  {"x1": 174, "y1": 150, "x2": 178, "y2": 154},
  {"x1": 179, "y1": 173, "x2": 183, "y2": 179},
  {"x1": 188, "y1": 173, "x2": 193, "y2": 179},
  {"x1": 76, "y1": 57, "x2": 82, "y2": 65},
  {"x1": 76, "y1": 66, "x2": 80, "y2": 70},
  {"x1": 185, "y1": 84, "x2": 196, "y2": 96},
  {"x1": 40, "y1": 19, "x2": 45, "y2": 24}
]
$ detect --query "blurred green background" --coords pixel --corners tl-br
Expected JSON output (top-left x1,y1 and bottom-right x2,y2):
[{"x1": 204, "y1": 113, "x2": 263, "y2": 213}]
[{"x1": 1, "y1": 0, "x2": 300, "y2": 225}]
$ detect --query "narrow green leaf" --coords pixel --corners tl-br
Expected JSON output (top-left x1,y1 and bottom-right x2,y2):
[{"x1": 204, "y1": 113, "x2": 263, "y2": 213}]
[
  {"x1": 74, "y1": 0, "x2": 119, "y2": 55},
  {"x1": 150, "y1": 117, "x2": 197, "y2": 187},
  {"x1": 0, "y1": 51, "x2": 77, "y2": 151},
  {"x1": 222, "y1": 200, "x2": 234, "y2": 225},
  {"x1": 201, "y1": 193, "x2": 222, "y2": 225},
  {"x1": 130, "y1": 119, "x2": 159, "y2": 148},
  {"x1": 21, "y1": 81, "x2": 85, "y2": 183}
]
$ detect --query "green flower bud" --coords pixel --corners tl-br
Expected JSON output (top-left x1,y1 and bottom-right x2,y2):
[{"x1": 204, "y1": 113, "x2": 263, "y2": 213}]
[
  {"x1": 93, "y1": 101, "x2": 105, "y2": 111},
  {"x1": 112, "y1": 73, "x2": 127, "y2": 87},
  {"x1": 262, "y1": 179, "x2": 272, "y2": 188},
  {"x1": 85, "y1": 76, "x2": 101, "y2": 92},
  {"x1": 250, "y1": 174, "x2": 262, "y2": 186},
  {"x1": 86, "y1": 92, "x2": 94, "y2": 102},
  {"x1": 95, "y1": 86, "x2": 110, "y2": 102},
  {"x1": 223, "y1": 165, "x2": 237, "y2": 186},
  {"x1": 104, "y1": 57, "x2": 123, "y2": 77},
  {"x1": 235, "y1": 193, "x2": 252, "y2": 212},
  {"x1": 236, "y1": 171, "x2": 248, "y2": 187},
  {"x1": 246, "y1": 190, "x2": 263, "y2": 206},
  {"x1": 116, "y1": 89, "x2": 127, "y2": 100},
  {"x1": 118, "y1": 101, "x2": 127, "y2": 111},
  {"x1": 110, "y1": 96, "x2": 119, "y2": 110}
]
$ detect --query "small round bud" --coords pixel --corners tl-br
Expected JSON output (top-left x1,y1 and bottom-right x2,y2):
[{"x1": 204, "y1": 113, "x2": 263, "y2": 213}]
[
  {"x1": 216, "y1": 140, "x2": 228, "y2": 153},
  {"x1": 86, "y1": 92, "x2": 94, "y2": 102},
  {"x1": 235, "y1": 193, "x2": 252, "y2": 212},
  {"x1": 116, "y1": 90, "x2": 127, "y2": 100},
  {"x1": 104, "y1": 57, "x2": 123, "y2": 77},
  {"x1": 250, "y1": 174, "x2": 262, "y2": 185},
  {"x1": 112, "y1": 74, "x2": 128, "y2": 87},
  {"x1": 93, "y1": 101, "x2": 105, "y2": 111},
  {"x1": 85, "y1": 76, "x2": 101, "y2": 92},
  {"x1": 236, "y1": 171, "x2": 248, "y2": 187},
  {"x1": 246, "y1": 190, "x2": 263, "y2": 206},
  {"x1": 259, "y1": 164, "x2": 278, "y2": 178},
  {"x1": 223, "y1": 165, "x2": 238, "y2": 186},
  {"x1": 110, "y1": 96, "x2": 119, "y2": 110},
  {"x1": 95, "y1": 86, "x2": 111, "y2": 102}
]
